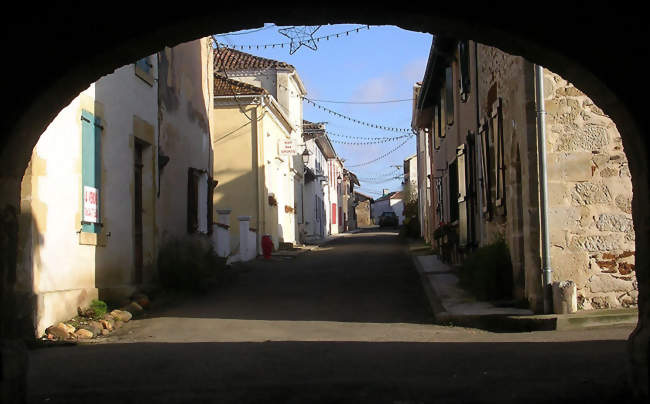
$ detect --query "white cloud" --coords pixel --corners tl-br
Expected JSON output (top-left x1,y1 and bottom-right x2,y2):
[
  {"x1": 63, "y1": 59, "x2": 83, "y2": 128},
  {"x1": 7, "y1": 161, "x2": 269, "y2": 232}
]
[
  {"x1": 351, "y1": 76, "x2": 394, "y2": 103},
  {"x1": 400, "y1": 58, "x2": 428, "y2": 83}
]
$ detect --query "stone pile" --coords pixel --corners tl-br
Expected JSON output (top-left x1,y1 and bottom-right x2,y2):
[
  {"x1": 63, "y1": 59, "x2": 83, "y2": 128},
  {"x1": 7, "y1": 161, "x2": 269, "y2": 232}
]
[{"x1": 43, "y1": 297, "x2": 148, "y2": 341}]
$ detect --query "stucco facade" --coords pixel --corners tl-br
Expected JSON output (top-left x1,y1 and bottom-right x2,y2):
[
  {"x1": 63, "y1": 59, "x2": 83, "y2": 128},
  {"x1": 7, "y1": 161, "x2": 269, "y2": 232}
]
[
  {"x1": 17, "y1": 38, "x2": 215, "y2": 337},
  {"x1": 212, "y1": 81, "x2": 296, "y2": 252}
]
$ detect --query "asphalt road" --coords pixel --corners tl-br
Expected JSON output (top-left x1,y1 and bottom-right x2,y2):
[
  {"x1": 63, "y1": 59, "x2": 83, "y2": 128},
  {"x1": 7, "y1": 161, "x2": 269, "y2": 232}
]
[{"x1": 27, "y1": 230, "x2": 638, "y2": 403}]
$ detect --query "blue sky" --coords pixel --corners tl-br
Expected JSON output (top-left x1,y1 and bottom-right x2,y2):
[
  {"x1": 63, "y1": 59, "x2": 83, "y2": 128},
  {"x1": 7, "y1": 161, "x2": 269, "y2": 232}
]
[{"x1": 213, "y1": 24, "x2": 433, "y2": 198}]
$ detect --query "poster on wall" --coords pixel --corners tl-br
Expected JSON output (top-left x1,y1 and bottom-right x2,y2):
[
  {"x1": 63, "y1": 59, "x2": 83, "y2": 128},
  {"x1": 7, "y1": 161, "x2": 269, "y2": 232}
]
[{"x1": 83, "y1": 185, "x2": 99, "y2": 223}]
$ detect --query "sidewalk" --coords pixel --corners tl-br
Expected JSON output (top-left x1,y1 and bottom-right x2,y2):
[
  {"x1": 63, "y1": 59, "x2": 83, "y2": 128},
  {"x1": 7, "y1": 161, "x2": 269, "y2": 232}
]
[{"x1": 408, "y1": 239, "x2": 638, "y2": 332}]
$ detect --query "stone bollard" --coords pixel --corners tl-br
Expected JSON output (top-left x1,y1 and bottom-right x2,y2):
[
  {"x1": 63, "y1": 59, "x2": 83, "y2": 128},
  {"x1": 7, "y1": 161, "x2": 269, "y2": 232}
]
[
  {"x1": 552, "y1": 280, "x2": 577, "y2": 314},
  {"x1": 214, "y1": 209, "x2": 231, "y2": 258},
  {"x1": 238, "y1": 216, "x2": 251, "y2": 262}
]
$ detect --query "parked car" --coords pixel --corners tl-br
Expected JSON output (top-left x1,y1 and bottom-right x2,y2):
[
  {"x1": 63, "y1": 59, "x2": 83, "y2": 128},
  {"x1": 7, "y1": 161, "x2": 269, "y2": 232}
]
[{"x1": 379, "y1": 211, "x2": 399, "y2": 227}]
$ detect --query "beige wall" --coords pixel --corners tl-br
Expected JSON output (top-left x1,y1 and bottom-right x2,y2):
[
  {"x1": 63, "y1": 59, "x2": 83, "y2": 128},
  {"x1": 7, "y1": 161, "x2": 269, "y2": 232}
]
[
  {"x1": 212, "y1": 104, "x2": 259, "y2": 251},
  {"x1": 543, "y1": 69, "x2": 637, "y2": 309},
  {"x1": 212, "y1": 96, "x2": 295, "y2": 253},
  {"x1": 18, "y1": 37, "x2": 214, "y2": 337},
  {"x1": 157, "y1": 38, "x2": 214, "y2": 246},
  {"x1": 18, "y1": 56, "x2": 159, "y2": 335}
]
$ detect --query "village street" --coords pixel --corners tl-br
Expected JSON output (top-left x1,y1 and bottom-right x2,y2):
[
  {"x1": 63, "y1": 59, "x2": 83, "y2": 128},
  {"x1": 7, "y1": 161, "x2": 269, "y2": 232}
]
[{"x1": 27, "y1": 230, "x2": 635, "y2": 403}]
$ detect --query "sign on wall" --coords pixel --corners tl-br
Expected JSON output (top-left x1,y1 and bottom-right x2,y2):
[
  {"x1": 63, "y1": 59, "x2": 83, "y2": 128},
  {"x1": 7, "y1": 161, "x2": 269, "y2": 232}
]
[
  {"x1": 279, "y1": 139, "x2": 297, "y2": 156},
  {"x1": 83, "y1": 185, "x2": 99, "y2": 223}
]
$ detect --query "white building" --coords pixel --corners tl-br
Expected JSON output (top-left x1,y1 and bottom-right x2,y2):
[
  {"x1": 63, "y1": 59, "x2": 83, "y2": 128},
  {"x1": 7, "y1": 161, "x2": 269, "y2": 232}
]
[
  {"x1": 213, "y1": 47, "x2": 307, "y2": 246},
  {"x1": 301, "y1": 121, "x2": 332, "y2": 242},
  {"x1": 371, "y1": 191, "x2": 405, "y2": 225}
]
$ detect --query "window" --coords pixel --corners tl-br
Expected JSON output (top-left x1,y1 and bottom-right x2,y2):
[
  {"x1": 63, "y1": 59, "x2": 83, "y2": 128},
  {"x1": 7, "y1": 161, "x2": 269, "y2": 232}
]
[
  {"x1": 187, "y1": 167, "x2": 214, "y2": 234},
  {"x1": 433, "y1": 105, "x2": 441, "y2": 150},
  {"x1": 458, "y1": 40, "x2": 471, "y2": 102},
  {"x1": 135, "y1": 55, "x2": 154, "y2": 86},
  {"x1": 81, "y1": 109, "x2": 102, "y2": 234}
]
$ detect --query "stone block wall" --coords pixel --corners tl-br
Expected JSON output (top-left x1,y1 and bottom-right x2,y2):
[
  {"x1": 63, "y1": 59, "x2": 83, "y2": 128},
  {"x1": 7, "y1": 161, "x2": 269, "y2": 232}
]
[{"x1": 544, "y1": 69, "x2": 637, "y2": 310}]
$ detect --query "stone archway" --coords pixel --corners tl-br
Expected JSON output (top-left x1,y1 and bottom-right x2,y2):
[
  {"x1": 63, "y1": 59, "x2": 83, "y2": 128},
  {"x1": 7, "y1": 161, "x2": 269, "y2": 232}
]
[{"x1": 0, "y1": 5, "x2": 647, "y2": 400}]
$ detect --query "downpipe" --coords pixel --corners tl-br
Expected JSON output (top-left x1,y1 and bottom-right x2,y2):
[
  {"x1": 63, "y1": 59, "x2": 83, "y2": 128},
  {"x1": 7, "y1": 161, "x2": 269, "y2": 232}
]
[{"x1": 535, "y1": 64, "x2": 553, "y2": 314}]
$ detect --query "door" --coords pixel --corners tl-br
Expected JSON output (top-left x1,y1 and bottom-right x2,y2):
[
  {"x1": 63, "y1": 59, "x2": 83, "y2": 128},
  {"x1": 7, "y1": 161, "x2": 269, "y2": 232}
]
[{"x1": 134, "y1": 140, "x2": 144, "y2": 284}]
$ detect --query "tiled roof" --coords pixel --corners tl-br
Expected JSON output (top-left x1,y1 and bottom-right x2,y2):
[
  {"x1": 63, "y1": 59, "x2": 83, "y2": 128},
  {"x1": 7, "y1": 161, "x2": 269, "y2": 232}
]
[
  {"x1": 214, "y1": 47, "x2": 294, "y2": 72},
  {"x1": 303, "y1": 120, "x2": 325, "y2": 131},
  {"x1": 214, "y1": 76, "x2": 266, "y2": 97}
]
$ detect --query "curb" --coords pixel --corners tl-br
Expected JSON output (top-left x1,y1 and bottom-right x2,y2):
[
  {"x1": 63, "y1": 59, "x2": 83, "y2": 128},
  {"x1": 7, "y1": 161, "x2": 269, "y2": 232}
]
[{"x1": 408, "y1": 244, "x2": 638, "y2": 332}]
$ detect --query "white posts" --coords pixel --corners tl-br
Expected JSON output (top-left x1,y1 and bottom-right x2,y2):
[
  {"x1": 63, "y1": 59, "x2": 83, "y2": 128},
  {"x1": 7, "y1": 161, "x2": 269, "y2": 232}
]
[
  {"x1": 214, "y1": 209, "x2": 231, "y2": 258},
  {"x1": 238, "y1": 216, "x2": 254, "y2": 261}
]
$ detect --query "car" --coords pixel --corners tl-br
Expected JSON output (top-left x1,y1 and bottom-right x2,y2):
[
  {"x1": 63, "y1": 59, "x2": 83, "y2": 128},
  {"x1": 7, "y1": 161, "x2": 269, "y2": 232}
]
[{"x1": 379, "y1": 211, "x2": 399, "y2": 227}]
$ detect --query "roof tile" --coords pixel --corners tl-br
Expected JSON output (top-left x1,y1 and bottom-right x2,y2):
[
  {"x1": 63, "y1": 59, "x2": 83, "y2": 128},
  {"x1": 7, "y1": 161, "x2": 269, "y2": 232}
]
[{"x1": 214, "y1": 47, "x2": 294, "y2": 71}]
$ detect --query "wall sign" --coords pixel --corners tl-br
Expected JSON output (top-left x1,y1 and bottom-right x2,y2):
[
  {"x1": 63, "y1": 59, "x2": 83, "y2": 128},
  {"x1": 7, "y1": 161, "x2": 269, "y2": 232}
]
[
  {"x1": 279, "y1": 139, "x2": 296, "y2": 156},
  {"x1": 83, "y1": 185, "x2": 99, "y2": 223}
]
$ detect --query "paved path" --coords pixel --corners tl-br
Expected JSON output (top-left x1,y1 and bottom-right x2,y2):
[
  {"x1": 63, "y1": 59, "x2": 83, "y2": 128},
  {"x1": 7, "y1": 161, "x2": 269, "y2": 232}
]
[{"x1": 27, "y1": 230, "x2": 637, "y2": 403}]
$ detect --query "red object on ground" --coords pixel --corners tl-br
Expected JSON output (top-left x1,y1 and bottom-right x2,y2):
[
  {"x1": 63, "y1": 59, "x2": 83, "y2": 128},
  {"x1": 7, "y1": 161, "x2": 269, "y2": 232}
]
[{"x1": 261, "y1": 235, "x2": 273, "y2": 259}]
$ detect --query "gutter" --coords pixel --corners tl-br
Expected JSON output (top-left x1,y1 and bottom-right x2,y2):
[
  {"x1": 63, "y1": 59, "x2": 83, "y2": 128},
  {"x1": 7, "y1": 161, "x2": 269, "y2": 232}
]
[{"x1": 535, "y1": 64, "x2": 553, "y2": 314}]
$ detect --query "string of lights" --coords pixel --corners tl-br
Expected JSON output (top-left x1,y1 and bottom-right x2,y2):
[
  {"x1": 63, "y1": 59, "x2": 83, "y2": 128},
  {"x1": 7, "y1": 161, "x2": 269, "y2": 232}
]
[
  {"x1": 304, "y1": 128, "x2": 412, "y2": 142},
  {"x1": 304, "y1": 97, "x2": 413, "y2": 133},
  {"x1": 213, "y1": 24, "x2": 277, "y2": 37},
  {"x1": 210, "y1": 58, "x2": 414, "y2": 135},
  {"x1": 307, "y1": 97, "x2": 414, "y2": 104},
  {"x1": 346, "y1": 136, "x2": 413, "y2": 168},
  {"x1": 215, "y1": 25, "x2": 371, "y2": 51}
]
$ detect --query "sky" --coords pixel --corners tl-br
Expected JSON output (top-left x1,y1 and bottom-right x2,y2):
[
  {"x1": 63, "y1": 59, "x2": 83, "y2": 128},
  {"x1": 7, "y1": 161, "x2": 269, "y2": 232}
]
[{"x1": 213, "y1": 24, "x2": 433, "y2": 198}]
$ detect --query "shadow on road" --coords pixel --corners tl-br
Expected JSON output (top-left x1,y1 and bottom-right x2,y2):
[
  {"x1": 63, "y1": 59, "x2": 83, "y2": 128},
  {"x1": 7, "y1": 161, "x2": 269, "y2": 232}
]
[
  {"x1": 28, "y1": 339, "x2": 634, "y2": 403},
  {"x1": 148, "y1": 231, "x2": 435, "y2": 324}
]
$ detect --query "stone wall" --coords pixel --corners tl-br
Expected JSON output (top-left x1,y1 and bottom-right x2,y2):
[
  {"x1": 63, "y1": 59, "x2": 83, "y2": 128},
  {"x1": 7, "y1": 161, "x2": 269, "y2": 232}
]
[
  {"x1": 544, "y1": 70, "x2": 637, "y2": 309},
  {"x1": 355, "y1": 200, "x2": 371, "y2": 228},
  {"x1": 476, "y1": 44, "x2": 542, "y2": 309}
]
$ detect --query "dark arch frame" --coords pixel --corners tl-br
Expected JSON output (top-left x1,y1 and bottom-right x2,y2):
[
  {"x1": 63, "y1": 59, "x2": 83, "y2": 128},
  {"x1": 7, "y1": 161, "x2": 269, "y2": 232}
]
[{"x1": 0, "y1": 4, "x2": 647, "y2": 400}]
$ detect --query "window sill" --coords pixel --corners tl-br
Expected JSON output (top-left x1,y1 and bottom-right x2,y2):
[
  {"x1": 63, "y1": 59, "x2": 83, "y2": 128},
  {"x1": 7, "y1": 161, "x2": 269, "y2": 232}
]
[{"x1": 79, "y1": 231, "x2": 107, "y2": 247}]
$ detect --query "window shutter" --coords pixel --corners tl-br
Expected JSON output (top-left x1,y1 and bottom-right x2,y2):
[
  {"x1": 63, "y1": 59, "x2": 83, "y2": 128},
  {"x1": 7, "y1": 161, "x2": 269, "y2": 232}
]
[
  {"x1": 445, "y1": 66, "x2": 454, "y2": 126},
  {"x1": 459, "y1": 41, "x2": 471, "y2": 101},
  {"x1": 478, "y1": 119, "x2": 491, "y2": 220},
  {"x1": 187, "y1": 168, "x2": 198, "y2": 233},
  {"x1": 492, "y1": 98, "x2": 505, "y2": 210},
  {"x1": 332, "y1": 203, "x2": 337, "y2": 224},
  {"x1": 81, "y1": 110, "x2": 102, "y2": 233},
  {"x1": 207, "y1": 177, "x2": 216, "y2": 235},
  {"x1": 457, "y1": 145, "x2": 468, "y2": 247},
  {"x1": 439, "y1": 91, "x2": 446, "y2": 139},
  {"x1": 449, "y1": 160, "x2": 459, "y2": 223},
  {"x1": 433, "y1": 105, "x2": 440, "y2": 150}
]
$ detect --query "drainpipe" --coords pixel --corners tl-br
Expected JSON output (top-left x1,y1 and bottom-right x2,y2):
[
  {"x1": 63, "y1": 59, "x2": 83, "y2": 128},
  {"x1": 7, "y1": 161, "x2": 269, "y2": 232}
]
[
  {"x1": 474, "y1": 41, "x2": 484, "y2": 245},
  {"x1": 535, "y1": 64, "x2": 553, "y2": 314}
]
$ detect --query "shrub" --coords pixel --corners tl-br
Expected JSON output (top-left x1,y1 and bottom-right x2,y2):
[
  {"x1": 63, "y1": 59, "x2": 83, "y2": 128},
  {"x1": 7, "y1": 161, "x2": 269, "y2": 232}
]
[
  {"x1": 157, "y1": 238, "x2": 226, "y2": 292},
  {"x1": 458, "y1": 234, "x2": 514, "y2": 301}
]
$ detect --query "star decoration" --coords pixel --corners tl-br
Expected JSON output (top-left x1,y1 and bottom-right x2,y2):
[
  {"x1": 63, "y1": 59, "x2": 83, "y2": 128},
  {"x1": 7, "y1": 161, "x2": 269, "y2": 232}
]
[{"x1": 278, "y1": 25, "x2": 322, "y2": 54}]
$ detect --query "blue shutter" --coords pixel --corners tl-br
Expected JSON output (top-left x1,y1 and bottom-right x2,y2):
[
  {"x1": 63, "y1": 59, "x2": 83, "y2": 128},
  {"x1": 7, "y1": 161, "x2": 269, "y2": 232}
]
[{"x1": 81, "y1": 109, "x2": 102, "y2": 233}]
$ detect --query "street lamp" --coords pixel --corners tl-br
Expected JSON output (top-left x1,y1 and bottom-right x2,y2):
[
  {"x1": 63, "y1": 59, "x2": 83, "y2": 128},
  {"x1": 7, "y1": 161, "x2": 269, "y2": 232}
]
[{"x1": 301, "y1": 148, "x2": 311, "y2": 166}]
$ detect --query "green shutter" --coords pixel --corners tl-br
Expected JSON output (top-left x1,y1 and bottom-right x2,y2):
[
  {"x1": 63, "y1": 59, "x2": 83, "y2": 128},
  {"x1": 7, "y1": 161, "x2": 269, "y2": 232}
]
[{"x1": 81, "y1": 110, "x2": 102, "y2": 233}]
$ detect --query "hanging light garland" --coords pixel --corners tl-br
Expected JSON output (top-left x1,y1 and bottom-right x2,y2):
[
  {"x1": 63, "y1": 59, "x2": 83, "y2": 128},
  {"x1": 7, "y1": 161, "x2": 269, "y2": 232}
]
[
  {"x1": 346, "y1": 136, "x2": 413, "y2": 168},
  {"x1": 304, "y1": 98, "x2": 413, "y2": 133},
  {"x1": 215, "y1": 25, "x2": 371, "y2": 52}
]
